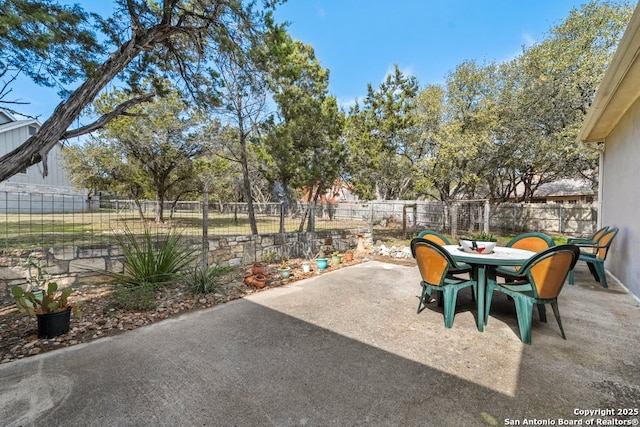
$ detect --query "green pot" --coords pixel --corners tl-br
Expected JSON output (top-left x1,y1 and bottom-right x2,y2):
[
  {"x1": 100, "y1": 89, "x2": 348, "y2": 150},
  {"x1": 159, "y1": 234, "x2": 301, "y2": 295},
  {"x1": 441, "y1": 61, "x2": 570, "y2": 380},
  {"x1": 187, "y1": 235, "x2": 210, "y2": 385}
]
[
  {"x1": 278, "y1": 268, "x2": 291, "y2": 279},
  {"x1": 316, "y1": 258, "x2": 328, "y2": 270}
]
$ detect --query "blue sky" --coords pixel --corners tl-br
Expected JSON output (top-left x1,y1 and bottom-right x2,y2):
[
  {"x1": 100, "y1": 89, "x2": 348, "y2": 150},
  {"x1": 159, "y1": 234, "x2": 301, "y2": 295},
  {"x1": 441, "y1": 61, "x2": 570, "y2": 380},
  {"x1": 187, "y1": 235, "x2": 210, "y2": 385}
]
[{"x1": 8, "y1": 0, "x2": 587, "y2": 120}]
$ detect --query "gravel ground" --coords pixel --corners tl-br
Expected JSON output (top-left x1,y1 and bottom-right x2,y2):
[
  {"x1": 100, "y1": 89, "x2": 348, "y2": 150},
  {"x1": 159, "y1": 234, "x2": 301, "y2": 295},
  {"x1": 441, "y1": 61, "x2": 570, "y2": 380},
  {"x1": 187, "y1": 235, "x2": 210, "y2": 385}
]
[{"x1": 0, "y1": 257, "x2": 367, "y2": 364}]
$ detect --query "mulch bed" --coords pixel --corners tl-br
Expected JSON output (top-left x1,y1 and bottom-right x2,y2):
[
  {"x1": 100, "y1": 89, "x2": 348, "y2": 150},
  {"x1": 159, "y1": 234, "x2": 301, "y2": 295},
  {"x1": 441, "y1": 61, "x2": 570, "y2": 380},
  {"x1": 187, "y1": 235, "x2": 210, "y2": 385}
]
[{"x1": 0, "y1": 257, "x2": 367, "y2": 364}]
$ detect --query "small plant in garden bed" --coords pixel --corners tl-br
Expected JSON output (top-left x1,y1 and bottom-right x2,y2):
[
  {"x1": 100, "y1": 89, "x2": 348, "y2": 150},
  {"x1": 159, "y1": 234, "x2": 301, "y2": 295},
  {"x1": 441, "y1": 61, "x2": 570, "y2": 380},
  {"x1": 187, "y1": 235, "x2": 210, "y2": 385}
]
[
  {"x1": 12, "y1": 281, "x2": 83, "y2": 318},
  {"x1": 102, "y1": 225, "x2": 198, "y2": 311},
  {"x1": 184, "y1": 264, "x2": 235, "y2": 296}
]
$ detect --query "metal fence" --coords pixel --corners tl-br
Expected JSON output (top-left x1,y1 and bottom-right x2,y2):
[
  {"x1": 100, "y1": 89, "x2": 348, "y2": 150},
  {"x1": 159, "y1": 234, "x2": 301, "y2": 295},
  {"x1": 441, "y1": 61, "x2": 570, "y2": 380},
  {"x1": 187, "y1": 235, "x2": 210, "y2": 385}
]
[{"x1": 0, "y1": 191, "x2": 598, "y2": 253}]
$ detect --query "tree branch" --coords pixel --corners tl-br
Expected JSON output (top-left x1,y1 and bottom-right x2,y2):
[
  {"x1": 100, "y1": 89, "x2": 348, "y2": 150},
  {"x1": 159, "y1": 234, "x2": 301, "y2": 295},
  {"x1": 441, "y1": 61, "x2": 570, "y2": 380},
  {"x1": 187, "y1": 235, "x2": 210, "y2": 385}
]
[{"x1": 61, "y1": 92, "x2": 155, "y2": 140}]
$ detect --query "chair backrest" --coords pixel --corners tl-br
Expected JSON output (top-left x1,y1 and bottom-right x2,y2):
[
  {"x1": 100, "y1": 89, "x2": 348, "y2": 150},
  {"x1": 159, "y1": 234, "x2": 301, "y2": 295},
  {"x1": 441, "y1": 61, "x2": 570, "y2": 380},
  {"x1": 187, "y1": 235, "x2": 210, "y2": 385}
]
[
  {"x1": 506, "y1": 232, "x2": 555, "y2": 252},
  {"x1": 519, "y1": 244, "x2": 580, "y2": 299},
  {"x1": 416, "y1": 230, "x2": 451, "y2": 246},
  {"x1": 410, "y1": 238, "x2": 456, "y2": 287},
  {"x1": 590, "y1": 226, "x2": 609, "y2": 243},
  {"x1": 594, "y1": 228, "x2": 618, "y2": 260}
]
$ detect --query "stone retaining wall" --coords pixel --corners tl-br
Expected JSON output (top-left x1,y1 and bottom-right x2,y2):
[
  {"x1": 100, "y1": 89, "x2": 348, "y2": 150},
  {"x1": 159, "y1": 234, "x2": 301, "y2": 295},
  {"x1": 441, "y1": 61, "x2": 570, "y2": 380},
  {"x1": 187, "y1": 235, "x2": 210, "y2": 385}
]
[{"x1": 1, "y1": 229, "x2": 371, "y2": 303}]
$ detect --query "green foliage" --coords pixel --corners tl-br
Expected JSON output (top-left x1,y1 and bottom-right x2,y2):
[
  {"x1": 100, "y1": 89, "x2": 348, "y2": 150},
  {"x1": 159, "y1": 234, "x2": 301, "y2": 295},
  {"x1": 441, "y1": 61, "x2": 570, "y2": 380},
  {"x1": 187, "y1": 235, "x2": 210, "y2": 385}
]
[
  {"x1": 184, "y1": 264, "x2": 235, "y2": 296},
  {"x1": 111, "y1": 284, "x2": 158, "y2": 312},
  {"x1": 107, "y1": 225, "x2": 198, "y2": 290},
  {"x1": 12, "y1": 279, "x2": 83, "y2": 318},
  {"x1": 0, "y1": 0, "x2": 276, "y2": 182},
  {"x1": 345, "y1": 65, "x2": 419, "y2": 200},
  {"x1": 84, "y1": 88, "x2": 206, "y2": 223},
  {"x1": 261, "y1": 26, "x2": 346, "y2": 229},
  {"x1": 262, "y1": 251, "x2": 278, "y2": 263},
  {"x1": 460, "y1": 232, "x2": 497, "y2": 242}
]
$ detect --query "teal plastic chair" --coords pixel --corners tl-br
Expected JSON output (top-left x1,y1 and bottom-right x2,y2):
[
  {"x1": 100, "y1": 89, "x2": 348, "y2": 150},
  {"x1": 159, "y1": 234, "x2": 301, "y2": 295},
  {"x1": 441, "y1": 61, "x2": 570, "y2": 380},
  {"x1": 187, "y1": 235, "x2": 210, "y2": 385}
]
[
  {"x1": 485, "y1": 244, "x2": 580, "y2": 344},
  {"x1": 411, "y1": 238, "x2": 476, "y2": 329},
  {"x1": 417, "y1": 230, "x2": 472, "y2": 277},
  {"x1": 495, "y1": 232, "x2": 555, "y2": 281},
  {"x1": 417, "y1": 229, "x2": 452, "y2": 245},
  {"x1": 567, "y1": 226, "x2": 609, "y2": 246},
  {"x1": 568, "y1": 228, "x2": 618, "y2": 288}
]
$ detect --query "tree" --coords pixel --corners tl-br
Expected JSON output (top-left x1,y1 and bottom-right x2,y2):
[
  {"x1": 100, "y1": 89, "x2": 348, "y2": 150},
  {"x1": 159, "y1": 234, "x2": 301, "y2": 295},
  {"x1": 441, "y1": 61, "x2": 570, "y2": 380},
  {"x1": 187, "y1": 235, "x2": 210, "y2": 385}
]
[
  {"x1": 68, "y1": 89, "x2": 206, "y2": 223},
  {"x1": 208, "y1": 32, "x2": 270, "y2": 234},
  {"x1": 491, "y1": 0, "x2": 632, "y2": 202},
  {"x1": 0, "y1": 0, "x2": 276, "y2": 182},
  {"x1": 261, "y1": 27, "x2": 345, "y2": 231},
  {"x1": 345, "y1": 65, "x2": 419, "y2": 200}
]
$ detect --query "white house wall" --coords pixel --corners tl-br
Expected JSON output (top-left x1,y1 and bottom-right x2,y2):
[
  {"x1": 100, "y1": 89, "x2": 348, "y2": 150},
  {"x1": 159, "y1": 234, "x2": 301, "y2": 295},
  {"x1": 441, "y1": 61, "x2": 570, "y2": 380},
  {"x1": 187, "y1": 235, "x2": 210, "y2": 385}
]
[
  {"x1": 601, "y1": 95, "x2": 640, "y2": 297},
  {"x1": 0, "y1": 118, "x2": 92, "y2": 213},
  {"x1": 0, "y1": 123, "x2": 73, "y2": 188}
]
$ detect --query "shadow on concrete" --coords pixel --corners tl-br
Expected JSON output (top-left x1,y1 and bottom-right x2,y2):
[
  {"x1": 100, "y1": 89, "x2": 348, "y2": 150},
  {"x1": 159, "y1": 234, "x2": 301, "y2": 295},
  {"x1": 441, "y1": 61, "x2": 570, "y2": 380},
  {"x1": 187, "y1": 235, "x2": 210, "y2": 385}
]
[{"x1": 0, "y1": 261, "x2": 638, "y2": 426}]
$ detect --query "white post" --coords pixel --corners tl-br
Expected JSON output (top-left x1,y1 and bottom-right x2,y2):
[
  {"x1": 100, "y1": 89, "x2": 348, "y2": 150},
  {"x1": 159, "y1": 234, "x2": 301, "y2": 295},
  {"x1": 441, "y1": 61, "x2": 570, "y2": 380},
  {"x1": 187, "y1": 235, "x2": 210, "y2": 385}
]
[{"x1": 484, "y1": 200, "x2": 490, "y2": 233}]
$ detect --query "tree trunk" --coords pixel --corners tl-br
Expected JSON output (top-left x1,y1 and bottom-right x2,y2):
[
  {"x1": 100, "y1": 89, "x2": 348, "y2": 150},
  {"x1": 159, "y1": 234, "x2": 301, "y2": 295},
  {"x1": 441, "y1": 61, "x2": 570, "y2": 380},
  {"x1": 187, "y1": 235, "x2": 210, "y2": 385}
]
[{"x1": 0, "y1": 26, "x2": 174, "y2": 182}]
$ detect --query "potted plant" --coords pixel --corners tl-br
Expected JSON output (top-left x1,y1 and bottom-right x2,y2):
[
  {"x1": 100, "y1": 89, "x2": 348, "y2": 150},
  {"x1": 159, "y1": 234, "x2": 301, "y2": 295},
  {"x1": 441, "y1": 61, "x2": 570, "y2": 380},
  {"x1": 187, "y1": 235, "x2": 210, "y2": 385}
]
[
  {"x1": 331, "y1": 251, "x2": 342, "y2": 265},
  {"x1": 277, "y1": 258, "x2": 291, "y2": 279},
  {"x1": 315, "y1": 250, "x2": 328, "y2": 270},
  {"x1": 19, "y1": 257, "x2": 46, "y2": 306},
  {"x1": 343, "y1": 249, "x2": 354, "y2": 262},
  {"x1": 12, "y1": 281, "x2": 83, "y2": 339},
  {"x1": 459, "y1": 232, "x2": 497, "y2": 254},
  {"x1": 301, "y1": 260, "x2": 311, "y2": 273}
]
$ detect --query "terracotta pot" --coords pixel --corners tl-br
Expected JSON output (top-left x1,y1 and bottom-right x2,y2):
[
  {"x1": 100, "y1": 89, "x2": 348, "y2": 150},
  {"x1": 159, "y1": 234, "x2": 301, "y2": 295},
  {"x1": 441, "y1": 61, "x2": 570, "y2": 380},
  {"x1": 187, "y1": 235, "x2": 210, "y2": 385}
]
[
  {"x1": 243, "y1": 272, "x2": 254, "y2": 286},
  {"x1": 253, "y1": 273, "x2": 267, "y2": 288},
  {"x1": 343, "y1": 253, "x2": 353, "y2": 262},
  {"x1": 251, "y1": 264, "x2": 264, "y2": 275}
]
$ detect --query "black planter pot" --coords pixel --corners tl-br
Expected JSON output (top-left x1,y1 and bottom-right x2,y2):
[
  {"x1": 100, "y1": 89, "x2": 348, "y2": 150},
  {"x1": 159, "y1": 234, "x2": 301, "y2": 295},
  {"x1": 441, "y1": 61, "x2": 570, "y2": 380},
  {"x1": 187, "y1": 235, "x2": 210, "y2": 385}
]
[{"x1": 37, "y1": 308, "x2": 71, "y2": 339}]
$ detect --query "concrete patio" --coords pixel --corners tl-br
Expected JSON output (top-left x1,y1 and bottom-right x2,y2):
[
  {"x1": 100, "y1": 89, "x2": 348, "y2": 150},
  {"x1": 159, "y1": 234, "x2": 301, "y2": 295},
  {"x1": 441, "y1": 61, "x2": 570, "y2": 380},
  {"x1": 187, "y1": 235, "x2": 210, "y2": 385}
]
[{"x1": 1, "y1": 260, "x2": 639, "y2": 426}]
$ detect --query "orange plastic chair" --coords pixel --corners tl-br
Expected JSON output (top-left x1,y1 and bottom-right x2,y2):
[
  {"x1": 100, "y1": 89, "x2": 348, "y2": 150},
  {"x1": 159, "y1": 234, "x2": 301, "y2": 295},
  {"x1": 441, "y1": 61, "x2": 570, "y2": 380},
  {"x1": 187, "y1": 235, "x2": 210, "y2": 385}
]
[
  {"x1": 486, "y1": 244, "x2": 580, "y2": 344},
  {"x1": 568, "y1": 228, "x2": 618, "y2": 288},
  {"x1": 411, "y1": 238, "x2": 476, "y2": 329}
]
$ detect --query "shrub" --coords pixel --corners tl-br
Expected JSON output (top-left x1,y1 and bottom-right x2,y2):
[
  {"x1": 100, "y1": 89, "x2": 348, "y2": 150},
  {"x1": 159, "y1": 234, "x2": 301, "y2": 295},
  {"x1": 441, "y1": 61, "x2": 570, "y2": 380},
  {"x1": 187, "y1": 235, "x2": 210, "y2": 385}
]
[
  {"x1": 184, "y1": 264, "x2": 235, "y2": 296},
  {"x1": 111, "y1": 284, "x2": 157, "y2": 311},
  {"x1": 109, "y1": 225, "x2": 198, "y2": 290}
]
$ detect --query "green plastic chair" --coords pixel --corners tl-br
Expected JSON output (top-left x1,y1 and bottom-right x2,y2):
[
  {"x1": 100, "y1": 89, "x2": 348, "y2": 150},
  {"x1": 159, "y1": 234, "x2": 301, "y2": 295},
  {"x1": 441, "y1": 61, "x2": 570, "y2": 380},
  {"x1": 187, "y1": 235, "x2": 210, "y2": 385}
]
[
  {"x1": 485, "y1": 244, "x2": 580, "y2": 344},
  {"x1": 416, "y1": 229, "x2": 452, "y2": 245},
  {"x1": 506, "y1": 232, "x2": 555, "y2": 252},
  {"x1": 495, "y1": 232, "x2": 555, "y2": 280},
  {"x1": 416, "y1": 230, "x2": 472, "y2": 277},
  {"x1": 410, "y1": 238, "x2": 477, "y2": 329},
  {"x1": 567, "y1": 226, "x2": 609, "y2": 247},
  {"x1": 568, "y1": 227, "x2": 618, "y2": 288}
]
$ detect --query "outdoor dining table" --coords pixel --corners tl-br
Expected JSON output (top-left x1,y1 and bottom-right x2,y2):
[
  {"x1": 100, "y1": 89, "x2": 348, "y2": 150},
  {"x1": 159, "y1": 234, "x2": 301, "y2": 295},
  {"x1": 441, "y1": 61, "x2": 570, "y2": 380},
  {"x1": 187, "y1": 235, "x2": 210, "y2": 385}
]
[{"x1": 443, "y1": 244, "x2": 535, "y2": 332}]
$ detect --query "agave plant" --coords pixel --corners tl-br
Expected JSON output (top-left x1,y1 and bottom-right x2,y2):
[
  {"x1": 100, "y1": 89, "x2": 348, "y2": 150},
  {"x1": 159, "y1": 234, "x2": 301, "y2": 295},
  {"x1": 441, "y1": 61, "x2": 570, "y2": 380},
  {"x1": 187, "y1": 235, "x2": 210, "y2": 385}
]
[{"x1": 109, "y1": 225, "x2": 199, "y2": 289}]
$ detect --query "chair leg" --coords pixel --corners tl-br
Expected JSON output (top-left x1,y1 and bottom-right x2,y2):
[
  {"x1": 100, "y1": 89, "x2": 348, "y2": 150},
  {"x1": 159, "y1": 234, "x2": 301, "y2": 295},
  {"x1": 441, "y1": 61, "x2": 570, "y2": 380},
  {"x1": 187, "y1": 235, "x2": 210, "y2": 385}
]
[
  {"x1": 537, "y1": 303, "x2": 547, "y2": 323},
  {"x1": 442, "y1": 286, "x2": 459, "y2": 329},
  {"x1": 512, "y1": 295, "x2": 534, "y2": 345},
  {"x1": 568, "y1": 268, "x2": 575, "y2": 285},
  {"x1": 593, "y1": 262, "x2": 608, "y2": 288},
  {"x1": 550, "y1": 301, "x2": 566, "y2": 339},
  {"x1": 587, "y1": 262, "x2": 600, "y2": 282},
  {"x1": 417, "y1": 284, "x2": 431, "y2": 314}
]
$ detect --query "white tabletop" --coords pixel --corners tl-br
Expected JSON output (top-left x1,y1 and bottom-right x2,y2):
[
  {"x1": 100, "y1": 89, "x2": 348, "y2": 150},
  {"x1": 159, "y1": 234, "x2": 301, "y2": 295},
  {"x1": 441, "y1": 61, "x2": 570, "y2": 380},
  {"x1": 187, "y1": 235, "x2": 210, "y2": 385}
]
[{"x1": 443, "y1": 245, "x2": 535, "y2": 266}]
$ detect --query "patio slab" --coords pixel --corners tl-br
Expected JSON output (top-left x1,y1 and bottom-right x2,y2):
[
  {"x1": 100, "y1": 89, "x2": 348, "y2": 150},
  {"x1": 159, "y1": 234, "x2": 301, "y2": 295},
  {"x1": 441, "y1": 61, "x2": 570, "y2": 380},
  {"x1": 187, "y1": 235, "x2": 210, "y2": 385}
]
[{"x1": 1, "y1": 260, "x2": 639, "y2": 426}]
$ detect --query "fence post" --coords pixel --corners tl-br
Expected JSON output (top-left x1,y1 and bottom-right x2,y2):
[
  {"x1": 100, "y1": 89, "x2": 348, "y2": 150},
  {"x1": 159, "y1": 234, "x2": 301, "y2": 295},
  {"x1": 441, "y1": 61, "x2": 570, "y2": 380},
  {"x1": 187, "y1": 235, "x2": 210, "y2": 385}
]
[
  {"x1": 451, "y1": 203, "x2": 458, "y2": 238},
  {"x1": 202, "y1": 185, "x2": 209, "y2": 267},
  {"x1": 484, "y1": 200, "x2": 490, "y2": 233},
  {"x1": 559, "y1": 205, "x2": 564, "y2": 233}
]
